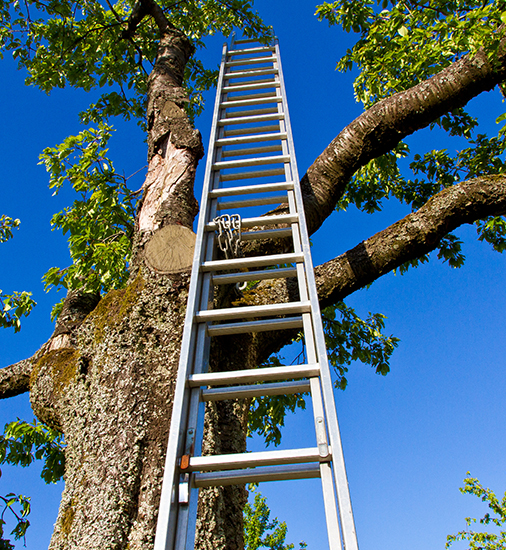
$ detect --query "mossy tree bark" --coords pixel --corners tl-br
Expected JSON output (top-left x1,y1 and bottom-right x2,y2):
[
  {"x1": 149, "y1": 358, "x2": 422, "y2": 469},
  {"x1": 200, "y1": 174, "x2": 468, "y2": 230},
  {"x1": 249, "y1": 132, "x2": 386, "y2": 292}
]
[{"x1": 1, "y1": 8, "x2": 506, "y2": 550}]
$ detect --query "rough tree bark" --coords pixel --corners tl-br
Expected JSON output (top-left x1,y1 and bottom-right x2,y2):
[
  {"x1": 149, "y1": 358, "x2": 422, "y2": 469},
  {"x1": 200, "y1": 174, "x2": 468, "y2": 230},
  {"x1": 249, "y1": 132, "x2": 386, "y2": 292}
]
[{"x1": 1, "y1": 12, "x2": 506, "y2": 550}]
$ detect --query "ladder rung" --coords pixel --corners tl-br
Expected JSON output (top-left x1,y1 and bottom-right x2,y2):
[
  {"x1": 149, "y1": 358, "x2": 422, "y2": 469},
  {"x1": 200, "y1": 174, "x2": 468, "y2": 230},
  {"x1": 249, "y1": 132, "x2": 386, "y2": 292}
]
[
  {"x1": 216, "y1": 132, "x2": 287, "y2": 147},
  {"x1": 219, "y1": 113, "x2": 283, "y2": 126},
  {"x1": 225, "y1": 107, "x2": 278, "y2": 118},
  {"x1": 230, "y1": 38, "x2": 266, "y2": 46},
  {"x1": 223, "y1": 80, "x2": 279, "y2": 93},
  {"x1": 201, "y1": 379, "x2": 311, "y2": 402},
  {"x1": 188, "y1": 447, "x2": 325, "y2": 472},
  {"x1": 206, "y1": 213, "x2": 298, "y2": 230},
  {"x1": 223, "y1": 91, "x2": 278, "y2": 103},
  {"x1": 202, "y1": 252, "x2": 303, "y2": 272},
  {"x1": 229, "y1": 46, "x2": 275, "y2": 56},
  {"x1": 188, "y1": 363, "x2": 320, "y2": 388},
  {"x1": 225, "y1": 56, "x2": 275, "y2": 67},
  {"x1": 196, "y1": 301, "x2": 311, "y2": 323},
  {"x1": 226, "y1": 68, "x2": 278, "y2": 79},
  {"x1": 207, "y1": 316, "x2": 303, "y2": 336},
  {"x1": 211, "y1": 265, "x2": 296, "y2": 285},
  {"x1": 220, "y1": 95, "x2": 280, "y2": 108},
  {"x1": 193, "y1": 462, "x2": 321, "y2": 487},
  {"x1": 209, "y1": 181, "x2": 294, "y2": 197},
  {"x1": 221, "y1": 144, "x2": 283, "y2": 158},
  {"x1": 240, "y1": 227, "x2": 292, "y2": 241},
  {"x1": 223, "y1": 125, "x2": 281, "y2": 138},
  {"x1": 213, "y1": 155, "x2": 289, "y2": 170},
  {"x1": 216, "y1": 195, "x2": 286, "y2": 210},
  {"x1": 220, "y1": 167, "x2": 285, "y2": 181}
]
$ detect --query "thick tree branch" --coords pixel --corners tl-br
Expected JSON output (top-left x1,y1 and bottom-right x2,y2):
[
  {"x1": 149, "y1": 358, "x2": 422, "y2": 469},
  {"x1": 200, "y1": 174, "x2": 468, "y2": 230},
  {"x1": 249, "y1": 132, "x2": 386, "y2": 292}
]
[
  {"x1": 0, "y1": 358, "x2": 33, "y2": 399},
  {"x1": 301, "y1": 45, "x2": 506, "y2": 236},
  {"x1": 315, "y1": 176, "x2": 506, "y2": 305}
]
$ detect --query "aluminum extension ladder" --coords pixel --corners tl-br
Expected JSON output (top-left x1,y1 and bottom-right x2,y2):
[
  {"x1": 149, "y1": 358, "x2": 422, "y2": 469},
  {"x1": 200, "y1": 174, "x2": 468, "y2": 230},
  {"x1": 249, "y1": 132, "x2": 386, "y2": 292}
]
[{"x1": 154, "y1": 35, "x2": 359, "y2": 550}]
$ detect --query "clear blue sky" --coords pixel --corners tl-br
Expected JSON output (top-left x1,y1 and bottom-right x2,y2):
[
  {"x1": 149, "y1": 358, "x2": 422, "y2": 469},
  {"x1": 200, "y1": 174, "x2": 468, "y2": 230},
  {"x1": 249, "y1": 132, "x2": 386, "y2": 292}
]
[{"x1": 1, "y1": 1, "x2": 506, "y2": 549}]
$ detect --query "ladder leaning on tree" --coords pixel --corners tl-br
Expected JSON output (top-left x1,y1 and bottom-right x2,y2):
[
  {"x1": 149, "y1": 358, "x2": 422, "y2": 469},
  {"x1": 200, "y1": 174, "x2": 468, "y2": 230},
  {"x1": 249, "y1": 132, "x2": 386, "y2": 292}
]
[{"x1": 153, "y1": 34, "x2": 360, "y2": 550}]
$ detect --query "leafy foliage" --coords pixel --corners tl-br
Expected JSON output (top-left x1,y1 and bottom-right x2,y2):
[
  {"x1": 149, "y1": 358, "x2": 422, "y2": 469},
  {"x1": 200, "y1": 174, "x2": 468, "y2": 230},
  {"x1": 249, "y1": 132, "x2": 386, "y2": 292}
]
[
  {"x1": 0, "y1": 420, "x2": 65, "y2": 485},
  {"x1": 447, "y1": 474, "x2": 506, "y2": 550},
  {"x1": 0, "y1": 216, "x2": 36, "y2": 332},
  {"x1": 244, "y1": 489, "x2": 307, "y2": 550},
  {"x1": 0, "y1": 419, "x2": 64, "y2": 548},
  {"x1": 39, "y1": 124, "x2": 136, "y2": 319},
  {"x1": 0, "y1": 0, "x2": 271, "y2": 125},
  {"x1": 317, "y1": 0, "x2": 506, "y2": 264}
]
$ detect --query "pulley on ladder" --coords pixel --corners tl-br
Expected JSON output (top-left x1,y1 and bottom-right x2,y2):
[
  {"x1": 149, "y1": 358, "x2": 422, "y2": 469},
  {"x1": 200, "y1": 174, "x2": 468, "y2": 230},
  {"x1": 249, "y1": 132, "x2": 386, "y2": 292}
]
[{"x1": 154, "y1": 34, "x2": 360, "y2": 550}]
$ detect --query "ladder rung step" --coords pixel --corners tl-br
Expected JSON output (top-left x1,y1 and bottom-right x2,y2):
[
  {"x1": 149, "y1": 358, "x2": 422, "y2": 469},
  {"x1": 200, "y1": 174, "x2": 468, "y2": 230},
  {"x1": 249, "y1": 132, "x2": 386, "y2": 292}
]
[
  {"x1": 202, "y1": 252, "x2": 303, "y2": 272},
  {"x1": 219, "y1": 113, "x2": 283, "y2": 126},
  {"x1": 223, "y1": 80, "x2": 279, "y2": 93},
  {"x1": 229, "y1": 46, "x2": 275, "y2": 56},
  {"x1": 225, "y1": 107, "x2": 278, "y2": 118},
  {"x1": 207, "y1": 316, "x2": 303, "y2": 336},
  {"x1": 225, "y1": 56, "x2": 274, "y2": 67},
  {"x1": 220, "y1": 95, "x2": 280, "y2": 108},
  {"x1": 216, "y1": 195, "x2": 286, "y2": 210},
  {"x1": 209, "y1": 181, "x2": 294, "y2": 197},
  {"x1": 213, "y1": 155, "x2": 289, "y2": 170},
  {"x1": 241, "y1": 227, "x2": 292, "y2": 241},
  {"x1": 221, "y1": 144, "x2": 283, "y2": 158},
  {"x1": 216, "y1": 132, "x2": 287, "y2": 147},
  {"x1": 188, "y1": 363, "x2": 320, "y2": 387},
  {"x1": 201, "y1": 379, "x2": 311, "y2": 402},
  {"x1": 196, "y1": 301, "x2": 311, "y2": 323},
  {"x1": 193, "y1": 462, "x2": 321, "y2": 487},
  {"x1": 220, "y1": 167, "x2": 285, "y2": 181},
  {"x1": 206, "y1": 213, "x2": 298, "y2": 231},
  {"x1": 187, "y1": 447, "x2": 324, "y2": 472},
  {"x1": 223, "y1": 91, "x2": 278, "y2": 103},
  {"x1": 211, "y1": 265, "x2": 297, "y2": 285},
  {"x1": 226, "y1": 68, "x2": 278, "y2": 80},
  {"x1": 223, "y1": 125, "x2": 281, "y2": 138},
  {"x1": 230, "y1": 38, "x2": 265, "y2": 46}
]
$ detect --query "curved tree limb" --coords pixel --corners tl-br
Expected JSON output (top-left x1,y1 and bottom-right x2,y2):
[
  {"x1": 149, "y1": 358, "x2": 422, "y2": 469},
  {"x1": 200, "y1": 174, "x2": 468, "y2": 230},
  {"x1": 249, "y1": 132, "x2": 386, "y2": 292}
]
[
  {"x1": 0, "y1": 358, "x2": 33, "y2": 399},
  {"x1": 301, "y1": 46, "x2": 506, "y2": 236},
  {"x1": 315, "y1": 176, "x2": 506, "y2": 305}
]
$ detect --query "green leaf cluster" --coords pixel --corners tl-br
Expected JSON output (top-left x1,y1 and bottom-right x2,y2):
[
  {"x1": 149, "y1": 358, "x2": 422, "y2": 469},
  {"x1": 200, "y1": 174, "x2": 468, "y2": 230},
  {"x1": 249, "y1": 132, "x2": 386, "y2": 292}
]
[
  {"x1": 322, "y1": 302, "x2": 399, "y2": 389},
  {"x1": 39, "y1": 124, "x2": 135, "y2": 318},
  {"x1": 0, "y1": 216, "x2": 36, "y2": 332},
  {"x1": 244, "y1": 489, "x2": 307, "y2": 550},
  {"x1": 447, "y1": 474, "x2": 506, "y2": 550},
  {"x1": 0, "y1": 493, "x2": 30, "y2": 549},
  {"x1": 0, "y1": 0, "x2": 271, "y2": 125},
  {"x1": 0, "y1": 419, "x2": 65, "y2": 484}
]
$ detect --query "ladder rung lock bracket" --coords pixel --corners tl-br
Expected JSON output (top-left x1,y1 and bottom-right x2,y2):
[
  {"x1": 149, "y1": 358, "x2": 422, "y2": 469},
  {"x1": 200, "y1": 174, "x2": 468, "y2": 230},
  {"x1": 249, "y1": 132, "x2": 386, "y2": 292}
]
[
  {"x1": 188, "y1": 363, "x2": 321, "y2": 387},
  {"x1": 196, "y1": 300, "x2": 311, "y2": 323},
  {"x1": 201, "y1": 252, "x2": 303, "y2": 272},
  {"x1": 201, "y1": 379, "x2": 311, "y2": 402},
  {"x1": 193, "y1": 462, "x2": 321, "y2": 488},
  {"x1": 206, "y1": 213, "x2": 298, "y2": 231},
  {"x1": 206, "y1": 316, "x2": 303, "y2": 336},
  {"x1": 209, "y1": 182, "x2": 294, "y2": 197}
]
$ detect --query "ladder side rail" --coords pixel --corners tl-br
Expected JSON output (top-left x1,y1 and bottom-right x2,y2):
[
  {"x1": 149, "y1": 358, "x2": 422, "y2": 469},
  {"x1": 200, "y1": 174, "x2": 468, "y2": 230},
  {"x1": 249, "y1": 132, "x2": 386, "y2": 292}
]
[
  {"x1": 153, "y1": 41, "x2": 229, "y2": 550},
  {"x1": 273, "y1": 49, "x2": 343, "y2": 550},
  {"x1": 274, "y1": 39, "x2": 360, "y2": 550}
]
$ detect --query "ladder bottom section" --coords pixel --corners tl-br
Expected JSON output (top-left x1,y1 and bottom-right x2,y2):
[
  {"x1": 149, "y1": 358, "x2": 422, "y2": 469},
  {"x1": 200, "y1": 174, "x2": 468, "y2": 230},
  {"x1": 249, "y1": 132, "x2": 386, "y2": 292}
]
[{"x1": 193, "y1": 462, "x2": 321, "y2": 487}]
